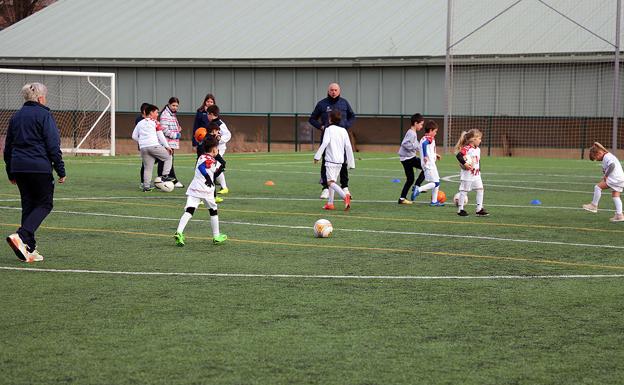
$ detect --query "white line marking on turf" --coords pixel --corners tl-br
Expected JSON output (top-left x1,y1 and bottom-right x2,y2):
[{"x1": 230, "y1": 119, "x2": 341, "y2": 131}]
[
  {"x1": 1, "y1": 266, "x2": 623, "y2": 280},
  {"x1": 1, "y1": 206, "x2": 622, "y2": 250}
]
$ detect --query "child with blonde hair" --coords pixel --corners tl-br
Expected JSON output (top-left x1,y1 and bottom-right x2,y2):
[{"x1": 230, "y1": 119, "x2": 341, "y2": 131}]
[
  {"x1": 582, "y1": 142, "x2": 624, "y2": 222},
  {"x1": 454, "y1": 129, "x2": 489, "y2": 216}
]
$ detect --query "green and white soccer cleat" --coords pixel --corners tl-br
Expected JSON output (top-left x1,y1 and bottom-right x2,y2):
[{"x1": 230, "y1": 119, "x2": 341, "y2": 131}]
[
  {"x1": 174, "y1": 232, "x2": 185, "y2": 247},
  {"x1": 213, "y1": 233, "x2": 228, "y2": 245}
]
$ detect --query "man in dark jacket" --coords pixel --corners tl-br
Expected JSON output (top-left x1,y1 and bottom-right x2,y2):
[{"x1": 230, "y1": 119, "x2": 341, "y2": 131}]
[
  {"x1": 309, "y1": 83, "x2": 356, "y2": 199},
  {"x1": 4, "y1": 82, "x2": 66, "y2": 262}
]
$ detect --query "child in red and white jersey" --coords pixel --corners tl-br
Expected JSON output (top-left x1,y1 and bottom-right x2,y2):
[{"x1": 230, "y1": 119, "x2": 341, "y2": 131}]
[{"x1": 454, "y1": 129, "x2": 488, "y2": 217}]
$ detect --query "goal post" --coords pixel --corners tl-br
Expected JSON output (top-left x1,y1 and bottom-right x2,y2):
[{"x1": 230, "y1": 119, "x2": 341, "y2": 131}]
[
  {"x1": 444, "y1": 0, "x2": 623, "y2": 159},
  {"x1": 0, "y1": 68, "x2": 116, "y2": 156}
]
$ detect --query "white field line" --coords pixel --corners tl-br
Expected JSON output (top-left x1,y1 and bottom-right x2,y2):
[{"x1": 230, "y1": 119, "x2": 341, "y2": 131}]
[
  {"x1": 0, "y1": 266, "x2": 622, "y2": 280},
  {"x1": 1, "y1": 206, "x2": 622, "y2": 250}
]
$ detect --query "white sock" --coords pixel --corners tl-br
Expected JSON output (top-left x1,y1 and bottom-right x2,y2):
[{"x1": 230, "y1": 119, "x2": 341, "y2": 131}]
[
  {"x1": 476, "y1": 189, "x2": 484, "y2": 211},
  {"x1": 210, "y1": 215, "x2": 220, "y2": 237},
  {"x1": 432, "y1": 186, "x2": 439, "y2": 203},
  {"x1": 458, "y1": 191, "x2": 467, "y2": 211},
  {"x1": 328, "y1": 187, "x2": 335, "y2": 204},
  {"x1": 592, "y1": 185, "x2": 602, "y2": 206},
  {"x1": 216, "y1": 173, "x2": 227, "y2": 189},
  {"x1": 177, "y1": 212, "x2": 192, "y2": 233},
  {"x1": 329, "y1": 183, "x2": 346, "y2": 200},
  {"x1": 419, "y1": 182, "x2": 435, "y2": 193},
  {"x1": 614, "y1": 196, "x2": 623, "y2": 215}
]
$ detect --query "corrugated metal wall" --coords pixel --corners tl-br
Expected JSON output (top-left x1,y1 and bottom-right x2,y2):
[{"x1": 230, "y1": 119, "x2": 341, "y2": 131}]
[{"x1": 7, "y1": 65, "x2": 445, "y2": 116}]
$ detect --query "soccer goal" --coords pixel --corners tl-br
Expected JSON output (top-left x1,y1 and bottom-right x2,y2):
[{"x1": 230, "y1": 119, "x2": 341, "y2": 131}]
[
  {"x1": 444, "y1": 0, "x2": 622, "y2": 159},
  {"x1": 0, "y1": 68, "x2": 116, "y2": 156}
]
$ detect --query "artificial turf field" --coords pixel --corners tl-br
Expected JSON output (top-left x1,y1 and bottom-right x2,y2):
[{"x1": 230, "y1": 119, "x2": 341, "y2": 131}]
[{"x1": 1, "y1": 151, "x2": 623, "y2": 385}]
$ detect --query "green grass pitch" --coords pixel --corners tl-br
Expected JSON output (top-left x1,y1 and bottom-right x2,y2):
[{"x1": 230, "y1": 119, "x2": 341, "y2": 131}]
[{"x1": 1, "y1": 152, "x2": 623, "y2": 385}]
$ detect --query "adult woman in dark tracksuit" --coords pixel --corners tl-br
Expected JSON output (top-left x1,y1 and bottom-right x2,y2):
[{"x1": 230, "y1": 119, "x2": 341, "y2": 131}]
[{"x1": 4, "y1": 82, "x2": 66, "y2": 262}]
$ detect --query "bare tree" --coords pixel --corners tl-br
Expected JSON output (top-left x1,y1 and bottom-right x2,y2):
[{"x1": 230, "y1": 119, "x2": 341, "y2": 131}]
[{"x1": 0, "y1": 0, "x2": 55, "y2": 29}]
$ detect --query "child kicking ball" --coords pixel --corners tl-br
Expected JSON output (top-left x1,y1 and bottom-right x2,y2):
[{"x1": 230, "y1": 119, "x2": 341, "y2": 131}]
[{"x1": 583, "y1": 142, "x2": 624, "y2": 222}]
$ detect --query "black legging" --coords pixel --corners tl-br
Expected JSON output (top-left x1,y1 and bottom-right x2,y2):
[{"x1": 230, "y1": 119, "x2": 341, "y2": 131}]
[{"x1": 400, "y1": 157, "x2": 425, "y2": 199}]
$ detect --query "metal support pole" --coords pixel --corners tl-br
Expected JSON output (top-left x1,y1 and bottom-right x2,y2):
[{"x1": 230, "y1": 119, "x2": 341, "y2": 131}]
[
  {"x1": 443, "y1": 0, "x2": 453, "y2": 154},
  {"x1": 294, "y1": 113, "x2": 299, "y2": 152},
  {"x1": 612, "y1": 0, "x2": 621, "y2": 152},
  {"x1": 267, "y1": 113, "x2": 271, "y2": 153}
]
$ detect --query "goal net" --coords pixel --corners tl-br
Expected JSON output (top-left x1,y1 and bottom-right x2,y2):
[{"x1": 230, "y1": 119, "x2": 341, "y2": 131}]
[
  {"x1": 446, "y1": 0, "x2": 622, "y2": 159},
  {"x1": 0, "y1": 68, "x2": 115, "y2": 156}
]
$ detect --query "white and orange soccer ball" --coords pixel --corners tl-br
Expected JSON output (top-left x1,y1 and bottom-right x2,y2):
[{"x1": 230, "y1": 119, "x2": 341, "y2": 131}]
[
  {"x1": 453, "y1": 192, "x2": 468, "y2": 206},
  {"x1": 314, "y1": 219, "x2": 333, "y2": 238}
]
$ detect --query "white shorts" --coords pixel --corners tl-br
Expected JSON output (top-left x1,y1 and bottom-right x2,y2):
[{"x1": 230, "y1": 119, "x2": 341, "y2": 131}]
[
  {"x1": 459, "y1": 176, "x2": 483, "y2": 192},
  {"x1": 185, "y1": 195, "x2": 217, "y2": 210},
  {"x1": 325, "y1": 163, "x2": 342, "y2": 182},
  {"x1": 424, "y1": 166, "x2": 440, "y2": 183}
]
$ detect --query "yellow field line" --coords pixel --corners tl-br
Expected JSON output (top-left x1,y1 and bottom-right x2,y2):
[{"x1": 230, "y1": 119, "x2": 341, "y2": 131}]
[{"x1": 1, "y1": 222, "x2": 622, "y2": 271}]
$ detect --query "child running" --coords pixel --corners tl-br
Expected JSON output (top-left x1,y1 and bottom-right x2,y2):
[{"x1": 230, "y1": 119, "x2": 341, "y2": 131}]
[
  {"x1": 397, "y1": 113, "x2": 425, "y2": 204},
  {"x1": 411, "y1": 120, "x2": 443, "y2": 206},
  {"x1": 454, "y1": 129, "x2": 489, "y2": 217},
  {"x1": 174, "y1": 136, "x2": 228, "y2": 246},
  {"x1": 582, "y1": 142, "x2": 624, "y2": 222},
  {"x1": 314, "y1": 110, "x2": 355, "y2": 211}
]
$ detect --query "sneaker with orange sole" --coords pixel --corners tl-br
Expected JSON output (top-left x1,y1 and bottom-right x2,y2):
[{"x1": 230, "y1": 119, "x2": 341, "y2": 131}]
[
  {"x1": 323, "y1": 203, "x2": 335, "y2": 210},
  {"x1": 344, "y1": 194, "x2": 351, "y2": 211},
  {"x1": 6, "y1": 233, "x2": 28, "y2": 262}
]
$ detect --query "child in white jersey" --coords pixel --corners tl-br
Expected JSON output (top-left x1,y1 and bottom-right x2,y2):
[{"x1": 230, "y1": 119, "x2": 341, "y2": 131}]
[
  {"x1": 174, "y1": 136, "x2": 228, "y2": 246},
  {"x1": 411, "y1": 120, "x2": 443, "y2": 206},
  {"x1": 454, "y1": 129, "x2": 489, "y2": 217},
  {"x1": 582, "y1": 142, "x2": 624, "y2": 222},
  {"x1": 314, "y1": 110, "x2": 355, "y2": 211}
]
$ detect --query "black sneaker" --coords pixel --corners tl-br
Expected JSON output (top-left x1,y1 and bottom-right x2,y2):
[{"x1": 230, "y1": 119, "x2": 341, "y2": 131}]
[
  {"x1": 475, "y1": 209, "x2": 490, "y2": 216},
  {"x1": 161, "y1": 175, "x2": 175, "y2": 182},
  {"x1": 457, "y1": 210, "x2": 468, "y2": 216},
  {"x1": 142, "y1": 187, "x2": 154, "y2": 192}
]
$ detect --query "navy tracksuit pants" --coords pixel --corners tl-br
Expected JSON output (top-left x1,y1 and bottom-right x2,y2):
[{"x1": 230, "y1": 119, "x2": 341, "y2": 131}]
[{"x1": 14, "y1": 173, "x2": 55, "y2": 251}]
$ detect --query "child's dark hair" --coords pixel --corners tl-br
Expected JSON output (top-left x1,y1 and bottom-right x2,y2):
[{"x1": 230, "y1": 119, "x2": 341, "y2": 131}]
[
  {"x1": 329, "y1": 109, "x2": 342, "y2": 125},
  {"x1": 144, "y1": 104, "x2": 158, "y2": 115},
  {"x1": 423, "y1": 120, "x2": 438, "y2": 133},
  {"x1": 201, "y1": 136, "x2": 219, "y2": 154},
  {"x1": 140, "y1": 102, "x2": 150, "y2": 114},
  {"x1": 207, "y1": 122, "x2": 221, "y2": 134},
  {"x1": 206, "y1": 104, "x2": 220, "y2": 116},
  {"x1": 162, "y1": 97, "x2": 179, "y2": 114},
  {"x1": 410, "y1": 113, "x2": 424, "y2": 126}
]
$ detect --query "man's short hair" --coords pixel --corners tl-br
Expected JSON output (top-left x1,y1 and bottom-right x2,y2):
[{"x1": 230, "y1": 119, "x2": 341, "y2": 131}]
[{"x1": 22, "y1": 82, "x2": 47, "y2": 102}]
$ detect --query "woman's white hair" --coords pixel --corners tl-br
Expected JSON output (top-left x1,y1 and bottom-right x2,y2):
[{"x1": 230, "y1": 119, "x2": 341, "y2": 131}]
[{"x1": 22, "y1": 82, "x2": 48, "y2": 102}]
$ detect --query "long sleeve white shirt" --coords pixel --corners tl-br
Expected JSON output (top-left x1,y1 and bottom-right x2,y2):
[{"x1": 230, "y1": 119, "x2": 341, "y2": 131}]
[
  {"x1": 132, "y1": 118, "x2": 170, "y2": 149},
  {"x1": 314, "y1": 124, "x2": 355, "y2": 169}
]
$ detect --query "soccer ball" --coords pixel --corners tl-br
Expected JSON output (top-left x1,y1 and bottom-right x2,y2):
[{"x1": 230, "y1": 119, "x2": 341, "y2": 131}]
[
  {"x1": 437, "y1": 190, "x2": 447, "y2": 204},
  {"x1": 154, "y1": 177, "x2": 175, "y2": 192},
  {"x1": 314, "y1": 219, "x2": 333, "y2": 238},
  {"x1": 453, "y1": 192, "x2": 468, "y2": 206}
]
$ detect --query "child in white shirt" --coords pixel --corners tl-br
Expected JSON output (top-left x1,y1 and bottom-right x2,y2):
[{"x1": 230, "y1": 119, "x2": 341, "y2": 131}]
[
  {"x1": 454, "y1": 129, "x2": 489, "y2": 216},
  {"x1": 314, "y1": 110, "x2": 355, "y2": 211},
  {"x1": 583, "y1": 142, "x2": 624, "y2": 222},
  {"x1": 411, "y1": 121, "x2": 443, "y2": 206},
  {"x1": 174, "y1": 136, "x2": 228, "y2": 246}
]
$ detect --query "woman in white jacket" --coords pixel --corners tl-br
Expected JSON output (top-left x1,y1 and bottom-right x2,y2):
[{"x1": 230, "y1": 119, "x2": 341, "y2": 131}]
[{"x1": 159, "y1": 97, "x2": 183, "y2": 187}]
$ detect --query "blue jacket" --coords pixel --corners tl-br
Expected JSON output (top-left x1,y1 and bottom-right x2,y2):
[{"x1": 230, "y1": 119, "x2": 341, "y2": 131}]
[
  {"x1": 308, "y1": 96, "x2": 356, "y2": 131},
  {"x1": 4, "y1": 101, "x2": 65, "y2": 179},
  {"x1": 192, "y1": 109, "x2": 210, "y2": 147}
]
